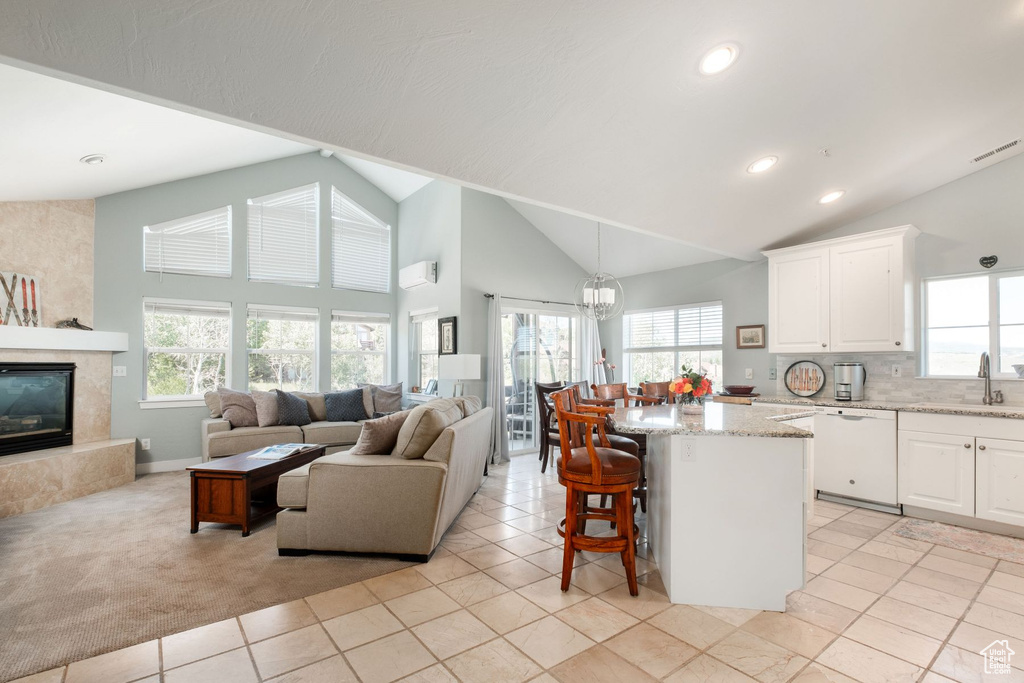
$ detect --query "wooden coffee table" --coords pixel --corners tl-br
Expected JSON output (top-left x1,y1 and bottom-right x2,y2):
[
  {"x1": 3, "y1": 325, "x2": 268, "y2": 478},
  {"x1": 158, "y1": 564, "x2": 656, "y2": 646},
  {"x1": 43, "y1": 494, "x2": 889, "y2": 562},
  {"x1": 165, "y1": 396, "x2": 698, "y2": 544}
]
[{"x1": 187, "y1": 444, "x2": 326, "y2": 536}]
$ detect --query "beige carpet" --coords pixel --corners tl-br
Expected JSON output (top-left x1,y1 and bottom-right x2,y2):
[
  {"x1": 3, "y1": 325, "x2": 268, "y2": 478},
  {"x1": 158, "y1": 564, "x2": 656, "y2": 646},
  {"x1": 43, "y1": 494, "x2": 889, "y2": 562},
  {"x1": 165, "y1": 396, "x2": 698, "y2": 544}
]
[{"x1": 0, "y1": 471, "x2": 413, "y2": 683}]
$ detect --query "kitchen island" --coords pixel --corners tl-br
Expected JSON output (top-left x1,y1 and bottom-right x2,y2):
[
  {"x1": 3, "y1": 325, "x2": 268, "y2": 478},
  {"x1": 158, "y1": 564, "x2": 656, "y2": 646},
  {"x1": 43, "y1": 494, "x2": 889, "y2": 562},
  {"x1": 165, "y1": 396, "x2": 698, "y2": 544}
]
[{"x1": 610, "y1": 401, "x2": 813, "y2": 611}]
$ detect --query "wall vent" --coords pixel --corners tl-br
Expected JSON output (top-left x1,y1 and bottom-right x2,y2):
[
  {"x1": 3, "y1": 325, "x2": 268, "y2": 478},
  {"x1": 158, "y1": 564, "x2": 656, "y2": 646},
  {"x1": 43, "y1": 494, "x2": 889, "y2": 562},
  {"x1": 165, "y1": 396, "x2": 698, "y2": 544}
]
[{"x1": 971, "y1": 138, "x2": 1020, "y2": 164}]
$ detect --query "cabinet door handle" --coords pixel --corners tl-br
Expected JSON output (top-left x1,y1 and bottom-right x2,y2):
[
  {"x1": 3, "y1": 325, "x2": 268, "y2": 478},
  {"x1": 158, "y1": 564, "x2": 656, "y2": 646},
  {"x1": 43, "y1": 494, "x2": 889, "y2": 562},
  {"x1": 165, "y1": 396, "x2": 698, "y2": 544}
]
[
  {"x1": 895, "y1": 341, "x2": 901, "y2": 346},
  {"x1": 964, "y1": 443, "x2": 972, "y2": 449},
  {"x1": 821, "y1": 343, "x2": 827, "y2": 348},
  {"x1": 979, "y1": 445, "x2": 987, "y2": 451}
]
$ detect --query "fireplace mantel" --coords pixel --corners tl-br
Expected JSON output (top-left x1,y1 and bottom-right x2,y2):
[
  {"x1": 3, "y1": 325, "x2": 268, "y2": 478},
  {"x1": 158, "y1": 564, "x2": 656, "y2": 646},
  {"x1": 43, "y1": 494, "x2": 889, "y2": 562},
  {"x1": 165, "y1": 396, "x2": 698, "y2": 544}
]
[{"x1": 0, "y1": 327, "x2": 128, "y2": 352}]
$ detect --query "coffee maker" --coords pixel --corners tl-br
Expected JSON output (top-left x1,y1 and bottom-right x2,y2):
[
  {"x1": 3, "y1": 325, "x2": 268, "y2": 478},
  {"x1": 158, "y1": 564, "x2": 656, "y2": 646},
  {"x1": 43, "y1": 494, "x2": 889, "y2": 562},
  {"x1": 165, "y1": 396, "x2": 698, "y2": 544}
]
[{"x1": 833, "y1": 362, "x2": 866, "y2": 401}]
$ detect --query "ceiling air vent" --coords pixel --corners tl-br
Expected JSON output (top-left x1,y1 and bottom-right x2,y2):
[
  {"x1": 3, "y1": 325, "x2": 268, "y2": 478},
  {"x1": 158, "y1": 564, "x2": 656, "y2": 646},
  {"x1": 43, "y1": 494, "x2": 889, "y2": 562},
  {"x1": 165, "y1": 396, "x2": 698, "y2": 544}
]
[{"x1": 971, "y1": 138, "x2": 1020, "y2": 164}]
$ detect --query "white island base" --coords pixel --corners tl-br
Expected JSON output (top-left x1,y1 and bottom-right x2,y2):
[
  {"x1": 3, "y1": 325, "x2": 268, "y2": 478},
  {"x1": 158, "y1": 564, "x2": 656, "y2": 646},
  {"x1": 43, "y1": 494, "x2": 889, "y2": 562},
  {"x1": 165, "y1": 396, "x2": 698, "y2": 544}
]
[{"x1": 646, "y1": 433, "x2": 807, "y2": 611}]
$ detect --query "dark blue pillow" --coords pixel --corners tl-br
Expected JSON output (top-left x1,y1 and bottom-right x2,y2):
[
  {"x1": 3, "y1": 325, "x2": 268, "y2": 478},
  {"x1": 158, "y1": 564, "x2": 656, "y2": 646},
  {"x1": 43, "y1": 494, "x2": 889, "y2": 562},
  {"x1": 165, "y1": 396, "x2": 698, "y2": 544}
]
[
  {"x1": 275, "y1": 390, "x2": 312, "y2": 426},
  {"x1": 325, "y1": 388, "x2": 370, "y2": 422}
]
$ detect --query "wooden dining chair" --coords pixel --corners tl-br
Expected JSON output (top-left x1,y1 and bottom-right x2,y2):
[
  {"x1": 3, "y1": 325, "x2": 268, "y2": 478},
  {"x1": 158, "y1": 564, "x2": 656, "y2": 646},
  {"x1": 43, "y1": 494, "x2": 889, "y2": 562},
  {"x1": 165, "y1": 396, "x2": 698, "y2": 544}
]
[
  {"x1": 639, "y1": 381, "x2": 672, "y2": 401},
  {"x1": 534, "y1": 381, "x2": 565, "y2": 473},
  {"x1": 551, "y1": 388, "x2": 640, "y2": 596},
  {"x1": 589, "y1": 383, "x2": 663, "y2": 513}
]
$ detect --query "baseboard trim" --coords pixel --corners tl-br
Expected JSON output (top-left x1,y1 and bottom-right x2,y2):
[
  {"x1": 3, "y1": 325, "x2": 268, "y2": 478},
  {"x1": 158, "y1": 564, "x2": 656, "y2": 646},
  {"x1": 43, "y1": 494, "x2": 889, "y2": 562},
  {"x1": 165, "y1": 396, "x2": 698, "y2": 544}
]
[{"x1": 136, "y1": 457, "x2": 200, "y2": 475}]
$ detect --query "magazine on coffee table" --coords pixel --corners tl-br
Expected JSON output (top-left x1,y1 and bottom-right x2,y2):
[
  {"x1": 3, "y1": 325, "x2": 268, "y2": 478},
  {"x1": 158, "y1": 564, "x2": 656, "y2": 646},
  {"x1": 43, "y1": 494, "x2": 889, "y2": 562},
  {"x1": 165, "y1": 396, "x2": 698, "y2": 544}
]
[{"x1": 247, "y1": 443, "x2": 316, "y2": 460}]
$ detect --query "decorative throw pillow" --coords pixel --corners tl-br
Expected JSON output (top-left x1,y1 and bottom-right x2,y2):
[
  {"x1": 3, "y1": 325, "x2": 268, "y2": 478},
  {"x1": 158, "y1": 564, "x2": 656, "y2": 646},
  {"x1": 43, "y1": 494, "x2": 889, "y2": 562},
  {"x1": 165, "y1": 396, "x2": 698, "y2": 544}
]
[
  {"x1": 359, "y1": 382, "x2": 404, "y2": 413},
  {"x1": 453, "y1": 395, "x2": 482, "y2": 417},
  {"x1": 349, "y1": 411, "x2": 412, "y2": 455},
  {"x1": 293, "y1": 392, "x2": 327, "y2": 422},
  {"x1": 204, "y1": 391, "x2": 223, "y2": 418},
  {"x1": 275, "y1": 390, "x2": 312, "y2": 426},
  {"x1": 218, "y1": 388, "x2": 258, "y2": 428},
  {"x1": 361, "y1": 386, "x2": 374, "y2": 418},
  {"x1": 392, "y1": 398, "x2": 463, "y2": 459},
  {"x1": 324, "y1": 388, "x2": 370, "y2": 422},
  {"x1": 251, "y1": 390, "x2": 280, "y2": 427}
]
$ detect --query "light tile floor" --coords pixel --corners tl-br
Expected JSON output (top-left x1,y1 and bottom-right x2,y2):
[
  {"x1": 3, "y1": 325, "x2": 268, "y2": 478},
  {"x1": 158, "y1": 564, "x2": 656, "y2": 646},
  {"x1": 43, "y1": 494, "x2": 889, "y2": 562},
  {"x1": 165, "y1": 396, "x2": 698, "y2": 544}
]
[{"x1": 16, "y1": 454, "x2": 1024, "y2": 683}]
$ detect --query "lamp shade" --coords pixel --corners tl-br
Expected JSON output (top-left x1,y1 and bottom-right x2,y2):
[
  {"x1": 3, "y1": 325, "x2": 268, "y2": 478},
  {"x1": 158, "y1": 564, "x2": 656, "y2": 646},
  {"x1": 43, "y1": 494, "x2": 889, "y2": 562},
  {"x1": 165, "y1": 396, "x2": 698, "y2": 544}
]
[{"x1": 438, "y1": 353, "x2": 481, "y2": 380}]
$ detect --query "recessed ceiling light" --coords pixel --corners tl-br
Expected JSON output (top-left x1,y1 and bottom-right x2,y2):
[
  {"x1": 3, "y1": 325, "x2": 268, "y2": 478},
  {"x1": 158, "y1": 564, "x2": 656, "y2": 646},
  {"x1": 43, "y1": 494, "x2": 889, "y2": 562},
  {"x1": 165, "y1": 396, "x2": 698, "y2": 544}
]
[
  {"x1": 699, "y1": 45, "x2": 738, "y2": 75},
  {"x1": 747, "y1": 156, "x2": 778, "y2": 174},
  {"x1": 818, "y1": 190, "x2": 845, "y2": 204},
  {"x1": 79, "y1": 154, "x2": 105, "y2": 165}
]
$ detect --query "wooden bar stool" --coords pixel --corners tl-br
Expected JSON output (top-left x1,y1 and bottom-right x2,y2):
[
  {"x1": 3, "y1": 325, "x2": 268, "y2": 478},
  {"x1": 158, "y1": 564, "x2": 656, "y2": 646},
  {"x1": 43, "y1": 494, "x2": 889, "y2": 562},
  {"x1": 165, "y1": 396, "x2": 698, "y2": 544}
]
[{"x1": 551, "y1": 389, "x2": 641, "y2": 596}]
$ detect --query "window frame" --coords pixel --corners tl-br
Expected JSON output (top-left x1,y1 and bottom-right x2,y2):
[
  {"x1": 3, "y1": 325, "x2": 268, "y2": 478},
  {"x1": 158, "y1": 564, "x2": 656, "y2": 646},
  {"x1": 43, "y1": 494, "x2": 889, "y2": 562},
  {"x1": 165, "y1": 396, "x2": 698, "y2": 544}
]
[
  {"x1": 246, "y1": 183, "x2": 320, "y2": 288},
  {"x1": 922, "y1": 269, "x2": 1024, "y2": 379},
  {"x1": 329, "y1": 310, "x2": 391, "y2": 389},
  {"x1": 141, "y1": 297, "x2": 232, "y2": 403},
  {"x1": 143, "y1": 205, "x2": 232, "y2": 279},
  {"x1": 245, "y1": 303, "x2": 320, "y2": 392},
  {"x1": 622, "y1": 300, "x2": 724, "y2": 386},
  {"x1": 331, "y1": 186, "x2": 392, "y2": 294},
  {"x1": 411, "y1": 310, "x2": 440, "y2": 391}
]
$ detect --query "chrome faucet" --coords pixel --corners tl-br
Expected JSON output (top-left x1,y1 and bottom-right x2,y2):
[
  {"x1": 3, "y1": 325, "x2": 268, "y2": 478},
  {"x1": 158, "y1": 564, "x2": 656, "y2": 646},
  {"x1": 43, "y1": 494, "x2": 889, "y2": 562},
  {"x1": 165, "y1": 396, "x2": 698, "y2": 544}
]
[{"x1": 979, "y1": 352, "x2": 1004, "y2": 405}]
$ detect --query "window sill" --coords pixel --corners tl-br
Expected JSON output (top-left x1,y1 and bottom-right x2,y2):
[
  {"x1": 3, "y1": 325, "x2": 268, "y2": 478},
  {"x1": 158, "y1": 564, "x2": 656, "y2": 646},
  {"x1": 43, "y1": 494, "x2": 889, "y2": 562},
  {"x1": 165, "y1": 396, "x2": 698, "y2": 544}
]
[
  {"x1": 138, "y1": 398, "x2": 208, "y2": 410},
  {"x1": 406, "y1": 392, "x2": 438, "y2": 404}
]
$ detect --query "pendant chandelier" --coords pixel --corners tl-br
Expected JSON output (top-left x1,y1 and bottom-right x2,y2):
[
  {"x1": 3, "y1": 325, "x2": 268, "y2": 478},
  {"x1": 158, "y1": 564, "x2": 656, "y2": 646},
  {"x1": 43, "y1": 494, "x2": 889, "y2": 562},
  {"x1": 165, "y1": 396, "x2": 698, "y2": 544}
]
[{"x1": 573, "y1": 223, "x2": 624, "y2": 321}]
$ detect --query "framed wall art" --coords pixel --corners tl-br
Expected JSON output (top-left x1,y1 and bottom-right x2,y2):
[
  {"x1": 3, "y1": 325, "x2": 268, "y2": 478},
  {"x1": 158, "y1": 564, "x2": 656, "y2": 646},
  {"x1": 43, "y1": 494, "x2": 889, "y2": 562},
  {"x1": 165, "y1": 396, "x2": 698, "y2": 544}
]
[
  {"x1": 438, "y1": 317, "x2": 457, "y2": 355},
  {"x1": 1, "y1": 272, "x2": 41, "y2": 327},
  {"x1": 736, "y1": 324, "x2": 765, "y2": 349}
]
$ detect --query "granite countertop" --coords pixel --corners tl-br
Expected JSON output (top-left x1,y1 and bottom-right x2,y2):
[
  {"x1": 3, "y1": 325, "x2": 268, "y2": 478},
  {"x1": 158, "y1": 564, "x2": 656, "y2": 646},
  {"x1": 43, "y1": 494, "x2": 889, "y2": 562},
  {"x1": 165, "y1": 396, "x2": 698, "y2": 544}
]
[
  {"x1": 752, "y1": 395, "x2": 1024, "y2": 420},
  {"x1": 609, "y1": 402, "x2": 815, "y2": 438}
]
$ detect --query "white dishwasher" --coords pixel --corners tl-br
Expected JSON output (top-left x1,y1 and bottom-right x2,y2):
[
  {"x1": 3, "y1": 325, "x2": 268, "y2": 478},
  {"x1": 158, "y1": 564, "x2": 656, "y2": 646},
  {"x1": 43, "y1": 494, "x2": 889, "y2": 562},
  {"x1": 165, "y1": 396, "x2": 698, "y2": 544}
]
[{"x1": 814, "y1": 407, "x2": 899, "y2": 510}]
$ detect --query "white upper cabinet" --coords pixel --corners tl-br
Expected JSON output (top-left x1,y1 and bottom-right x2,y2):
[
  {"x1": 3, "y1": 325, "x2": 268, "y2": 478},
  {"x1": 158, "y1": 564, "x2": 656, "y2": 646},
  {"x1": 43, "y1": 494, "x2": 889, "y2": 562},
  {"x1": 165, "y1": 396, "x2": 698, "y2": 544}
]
[
  {"x1": 767, "y1": 247, "x2": 830, "y2": 353},
  {"x1": 764, "y1": 226, "x2": 918, "y2": 354}
]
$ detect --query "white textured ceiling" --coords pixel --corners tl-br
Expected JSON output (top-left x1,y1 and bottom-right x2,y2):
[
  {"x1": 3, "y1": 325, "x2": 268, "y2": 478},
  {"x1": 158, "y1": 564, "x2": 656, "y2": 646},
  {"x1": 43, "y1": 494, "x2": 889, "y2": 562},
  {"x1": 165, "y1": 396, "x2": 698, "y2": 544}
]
[
  {"x1": 506, "y1": 199, "x2": 723, "y2": 277},
  {"x1": 1, "y1": 2, "x2": 1023, "y2": 258},
  {"x1": 0, "y1": 64, "x2": 314, "y2": 201},
  {"x1": 335, "y1": 153, "x2": 432, "y2": 202}
]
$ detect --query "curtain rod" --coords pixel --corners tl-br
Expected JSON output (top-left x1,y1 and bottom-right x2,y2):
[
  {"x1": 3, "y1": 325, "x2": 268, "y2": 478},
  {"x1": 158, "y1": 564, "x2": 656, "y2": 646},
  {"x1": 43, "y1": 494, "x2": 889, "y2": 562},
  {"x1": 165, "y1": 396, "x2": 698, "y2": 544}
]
[{"x1": 484, "y1": 293, "x2": 576, "y2": 307}]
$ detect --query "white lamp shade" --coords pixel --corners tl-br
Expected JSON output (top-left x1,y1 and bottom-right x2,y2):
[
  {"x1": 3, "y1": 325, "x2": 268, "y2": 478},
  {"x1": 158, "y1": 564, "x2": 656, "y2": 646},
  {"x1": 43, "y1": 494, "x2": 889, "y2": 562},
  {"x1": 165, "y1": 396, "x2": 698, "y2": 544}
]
[{"x1": 438, "y1": 353, "x2": 482, "y2": 380}]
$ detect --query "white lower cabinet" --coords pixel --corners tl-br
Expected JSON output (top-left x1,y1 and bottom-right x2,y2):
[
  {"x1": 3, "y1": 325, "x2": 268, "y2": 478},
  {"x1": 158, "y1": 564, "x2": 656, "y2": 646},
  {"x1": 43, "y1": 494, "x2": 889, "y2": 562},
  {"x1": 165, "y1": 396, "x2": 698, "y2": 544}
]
[
  {"x1": 976, "y1": 438, "x2": 1024, "y2": 525},
  {"x1": 897, "y1": 430, "x2": 975, "y2": 515}
]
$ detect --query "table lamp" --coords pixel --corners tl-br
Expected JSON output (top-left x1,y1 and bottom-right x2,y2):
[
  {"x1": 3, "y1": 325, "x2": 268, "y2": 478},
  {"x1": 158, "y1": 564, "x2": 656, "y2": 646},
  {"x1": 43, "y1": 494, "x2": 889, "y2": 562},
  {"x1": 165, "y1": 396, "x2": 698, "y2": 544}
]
[{"x1": 439, "y1": 353, "x2": 481, "y2": 397}]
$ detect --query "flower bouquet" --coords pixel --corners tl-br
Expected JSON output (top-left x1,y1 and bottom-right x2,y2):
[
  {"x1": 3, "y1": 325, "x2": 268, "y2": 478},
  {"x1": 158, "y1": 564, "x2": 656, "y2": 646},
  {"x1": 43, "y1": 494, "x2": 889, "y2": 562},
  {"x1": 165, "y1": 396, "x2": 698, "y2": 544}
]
[{"x1": 668, "y1": 364, "x2": 712, "y2": 414}]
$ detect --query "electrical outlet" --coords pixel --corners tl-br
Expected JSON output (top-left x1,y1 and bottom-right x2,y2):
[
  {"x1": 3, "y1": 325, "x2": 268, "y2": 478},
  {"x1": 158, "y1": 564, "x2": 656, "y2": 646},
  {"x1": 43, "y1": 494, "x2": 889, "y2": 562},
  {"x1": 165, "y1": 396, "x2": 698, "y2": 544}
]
[
  {"x1": 891, "y1": 364, "x2": 902, "y2": 378},
  {"x1": 682, "y1": 440, "x2": 696, "y2": 461},
  {"x1": 140, "y1": 438, "x2": 151, "y2": 450},
  {"x1": 745, "y1": 368, "x2": 754, "y2": 380},
  {"x1": 112, "y1": 365, "x2": 127, "y2": 377},
  {"x1": 768, "y1": 367, "x2": 778, "y2": 380}
]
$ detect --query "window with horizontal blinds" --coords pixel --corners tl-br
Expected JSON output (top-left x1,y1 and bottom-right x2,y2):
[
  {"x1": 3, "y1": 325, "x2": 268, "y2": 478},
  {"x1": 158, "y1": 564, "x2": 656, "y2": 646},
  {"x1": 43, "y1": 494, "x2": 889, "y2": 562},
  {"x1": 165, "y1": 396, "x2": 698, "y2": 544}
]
[
  {"x1": 142, "y1": 298, "x2": 231, "y2": 399},
  {"x1": 623, "y1": 302, "x2": 724, "y2": 387},
  {"x1": 331, "y1": 187, "x2": 391, "y2": 293},
  {"x1": 247, "y1": 184, "x2": 319, "y2": 287},
  {"x1": 144, "y1": 206, "x2": 231, "y2": 277}
]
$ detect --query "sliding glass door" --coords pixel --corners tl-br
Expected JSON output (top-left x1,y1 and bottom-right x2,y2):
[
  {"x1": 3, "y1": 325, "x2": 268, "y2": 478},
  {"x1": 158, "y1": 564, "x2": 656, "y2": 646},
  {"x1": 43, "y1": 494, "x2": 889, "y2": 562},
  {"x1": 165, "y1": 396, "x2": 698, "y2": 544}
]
[{"x1": 501, "y1": 308, "x2": 579, "y2": 453}]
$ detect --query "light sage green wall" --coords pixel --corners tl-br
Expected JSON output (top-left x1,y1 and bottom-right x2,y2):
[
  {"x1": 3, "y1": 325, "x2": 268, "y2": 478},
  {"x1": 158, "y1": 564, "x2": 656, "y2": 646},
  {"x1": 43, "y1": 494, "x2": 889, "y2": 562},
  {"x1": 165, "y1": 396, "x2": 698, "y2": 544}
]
[
  {"x1": 396, "y1": 181, "x2": 462, "y2": 396},
  {"x1": 460, "y1": 189, "x2": 589, "y2": 399},
  {"x1": 598, "y1": 259, "x2": 773, "y2": 389},
  {"x1": 94, "y1": 152, "x2": 398, "y2": 465}
]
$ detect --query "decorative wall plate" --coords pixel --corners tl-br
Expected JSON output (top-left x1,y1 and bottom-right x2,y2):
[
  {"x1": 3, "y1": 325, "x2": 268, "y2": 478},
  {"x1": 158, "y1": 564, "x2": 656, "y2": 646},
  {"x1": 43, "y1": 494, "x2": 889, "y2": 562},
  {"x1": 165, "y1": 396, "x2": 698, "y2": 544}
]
[{"x1": 784, "y1": 360, "x2": 825, "y2": 397}]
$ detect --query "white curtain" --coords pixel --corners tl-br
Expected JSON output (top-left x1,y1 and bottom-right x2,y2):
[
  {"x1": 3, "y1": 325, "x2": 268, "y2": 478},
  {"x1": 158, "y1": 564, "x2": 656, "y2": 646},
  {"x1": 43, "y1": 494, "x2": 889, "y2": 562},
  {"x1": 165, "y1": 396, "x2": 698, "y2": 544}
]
[
  {"x1": 580, "y1": 316, "x2": 606, "y2": 389},
  {"x1": 486, "y1": 294, "x2": 510, "y2": 464}
]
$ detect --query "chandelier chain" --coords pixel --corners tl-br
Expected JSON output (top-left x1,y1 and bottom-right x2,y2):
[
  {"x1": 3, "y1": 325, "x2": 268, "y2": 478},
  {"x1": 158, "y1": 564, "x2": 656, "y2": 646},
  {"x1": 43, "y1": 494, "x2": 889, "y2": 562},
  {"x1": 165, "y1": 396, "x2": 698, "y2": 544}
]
[{"x1": 597, "y1": 224, "x2": 602, "y2": 273}]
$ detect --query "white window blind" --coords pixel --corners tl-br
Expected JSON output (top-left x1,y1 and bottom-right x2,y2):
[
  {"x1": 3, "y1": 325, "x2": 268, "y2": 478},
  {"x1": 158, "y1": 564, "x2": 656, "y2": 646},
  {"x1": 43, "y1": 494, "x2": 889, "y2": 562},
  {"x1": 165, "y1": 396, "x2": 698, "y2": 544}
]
[
  {"x1": 623, "y1": 309, "x2": 676, "y2": 349},
  {"x1": 623, "y1": 302, "x2": 724, "y2": 386},
  {"x1": 679, "y1": 305, "x2": 723, "y2": 346},
  {"x1": 331, "y1": 187, "x2": 391, "y2": 293},
  {"x1": 246, "y1": 305, "x2": 319, "y2": 325},
  {"x1": 332, "y1": 311, "x2": 391, "y2": 325},
  {"x1": 247, "y1": 183, "x2": 319, "y2": 286},
  {"x1": 144, "y1": 206, "x2": 231, "y2": 277}
]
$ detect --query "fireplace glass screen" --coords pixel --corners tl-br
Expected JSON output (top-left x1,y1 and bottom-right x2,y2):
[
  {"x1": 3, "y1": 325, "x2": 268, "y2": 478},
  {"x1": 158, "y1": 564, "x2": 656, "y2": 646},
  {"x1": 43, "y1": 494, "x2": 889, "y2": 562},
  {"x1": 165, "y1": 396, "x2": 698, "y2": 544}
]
[{"x1": 0, "y1": 363, "x2": 74, "y2": 456}]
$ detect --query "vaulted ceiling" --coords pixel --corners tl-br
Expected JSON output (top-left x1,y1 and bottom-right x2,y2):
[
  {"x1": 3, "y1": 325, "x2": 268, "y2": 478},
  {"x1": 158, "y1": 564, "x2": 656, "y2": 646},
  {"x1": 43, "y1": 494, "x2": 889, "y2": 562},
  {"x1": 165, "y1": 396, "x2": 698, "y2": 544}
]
[{"x1": 1, "y1": 1, "x2": 1023, "y2": 259}]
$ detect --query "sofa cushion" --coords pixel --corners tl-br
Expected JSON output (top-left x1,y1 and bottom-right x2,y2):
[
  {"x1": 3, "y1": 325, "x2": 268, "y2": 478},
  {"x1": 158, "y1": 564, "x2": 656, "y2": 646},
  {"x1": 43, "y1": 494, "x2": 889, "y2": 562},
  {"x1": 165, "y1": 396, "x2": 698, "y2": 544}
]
[
  {"x1": 218, "y1": 388, "x2": 258, "y2": 428},
  {"x1": 252, "y1": 390, "x2": 279, "y2": 427},
  {"x1": 360, "y1": 382, "x2": 404, "y2": 413},
  {"x1": 276, "y1": 390, "x2": 312, "y2": 426},
  {"x1": 293, "y1": 392, "x2": 327, "y2": 422},
  {"x1": 278, "y1": 463, "x2": 313, "y2": 508},
  {"x1": 207, "y1": 424, "x2": 303, "y2": 458},
  {"x1": 349, "y1": 411, "x2": 411, "y2": 455},
  {"x1": 325, "y1": 388, "x2": 370, "y2": 422},
  {"x1": 453, "y1": 396, "x2": 482, "y2": 417},
  {"x1": 204, "y1": 391, "x2": 223, "y2": 418},
  {"x1": 301, "y1": 421, "x2": 363, "y2": 445},
  {"x1": 392, "y1": 398, "x2": 463, "y2": 460}
]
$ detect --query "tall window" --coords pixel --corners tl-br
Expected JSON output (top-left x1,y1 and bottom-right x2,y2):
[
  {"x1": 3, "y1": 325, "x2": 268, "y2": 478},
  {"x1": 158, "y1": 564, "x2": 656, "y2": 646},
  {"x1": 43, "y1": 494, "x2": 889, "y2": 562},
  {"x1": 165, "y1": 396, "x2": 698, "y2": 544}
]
[
  {"x1": 143, "y1": 206, "x2": 231, "y2": 278},
  {"x1": 246, "y1": 305, "x2": 318, "y2": 391},
  {"x1": 924, "y1": 271, "x2": 1024, "y2": 377},
  {"x1": 331, "y1": 187, "x2": 391, "y2": 293},
  {"x1": 143, "y1": 299, "x2": 230, "y2": 399},
  {"x1": 247, "y1": 183, "x2": 319, "y2": 287},
  {"x1": 413, "y1": 313, "x2": 439, "y2": 389},
  {"x1": 331, "y1": 312, "x2": 390, "y2": 389},
  {"x1": 623, "y1": 302, "x2": 723, "y2": 386}
]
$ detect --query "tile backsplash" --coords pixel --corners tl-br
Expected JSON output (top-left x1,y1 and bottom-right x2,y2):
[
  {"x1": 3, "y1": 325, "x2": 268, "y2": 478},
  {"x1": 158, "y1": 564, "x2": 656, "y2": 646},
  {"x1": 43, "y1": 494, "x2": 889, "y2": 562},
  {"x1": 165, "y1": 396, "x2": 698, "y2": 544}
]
[{"x1": 774, "y1": 353, "x2": 1024, "y2": 405}]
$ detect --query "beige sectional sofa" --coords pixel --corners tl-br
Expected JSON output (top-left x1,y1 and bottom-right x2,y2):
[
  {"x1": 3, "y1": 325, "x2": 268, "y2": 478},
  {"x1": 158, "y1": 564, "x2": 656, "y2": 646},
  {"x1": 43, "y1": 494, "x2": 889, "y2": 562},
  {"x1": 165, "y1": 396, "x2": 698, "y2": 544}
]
[{"x1": 276, "y1": 404, "x2": 494, "y2": 560}]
